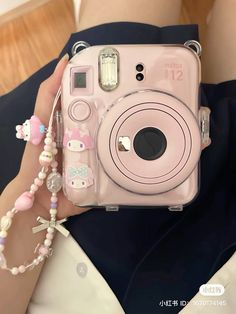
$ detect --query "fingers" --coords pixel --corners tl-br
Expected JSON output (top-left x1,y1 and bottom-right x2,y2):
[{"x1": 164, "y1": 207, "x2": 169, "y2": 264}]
[
  {"x1": 18, "y1": 55, "x2": 69, "y2": 182},
  {"x1": 34, "y1": 54, "x2": 69, "y2": 126}
]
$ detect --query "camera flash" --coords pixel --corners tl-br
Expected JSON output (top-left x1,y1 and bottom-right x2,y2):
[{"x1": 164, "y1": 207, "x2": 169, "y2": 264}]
[{"x1": 99, "y1": 47, "x2": 119, "y2": 91}]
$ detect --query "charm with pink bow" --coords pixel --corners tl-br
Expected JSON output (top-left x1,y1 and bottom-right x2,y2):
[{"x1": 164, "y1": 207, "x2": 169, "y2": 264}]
[
  {"x1": 15, "y1": 115, "x2": 46, "y2": 145},
  {"x1": 63, "y1": 127, "x2": 94, "y2": 152}
]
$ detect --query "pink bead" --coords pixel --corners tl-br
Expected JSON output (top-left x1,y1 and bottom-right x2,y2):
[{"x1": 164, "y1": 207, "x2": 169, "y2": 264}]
[
  {"x1": 44, "y1": 145, "x2": 52, "y2": 152},
  {"x1": 39, "y1": 245, "x2": 49, "y2": 256},
  {"x1": 34, "y1": 178, "x2": 44, "y2": 186},
  {"x1": 51, "y1": 160, "x2": 58, "y2": 168},
  {"x1": 30, "y1": 184, "x2": 38, "y2": 192},
  {"x1": 39, "y1": 160, "x2": 50, "y2": 167},
  {"x1": 50, "y1": 196, "x2": 58, "y2": 203},
  {"x1": 14, "y1": 192, "x2": 35, "y2": 211},
  {"x1": 19, "y1": 265, "x2": 26, "y2": 273},
  {"x1": 52, "y1": 148, "x2": 58, "y2": 155},
  {"x1": 6, "y1": 211, "x2": 14, "y2": 218},
  {"x1": 39, "y1": 160, "x2": 51, "y2": 167},
  {"x1": 46, "y1": 233, "x2": 54, "y2": 240}
]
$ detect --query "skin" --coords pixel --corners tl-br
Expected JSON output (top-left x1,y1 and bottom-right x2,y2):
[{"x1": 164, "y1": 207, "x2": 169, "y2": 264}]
[
  {"x1": 202, "y1": 0, "x2": 236, "y2": 83},
  {"x1": 0, "y1": 1, "x2": 235, "y2": 312},
  {"x1": 15, "y1": 0, "x2": 183, "y2": 221},
  {"x1": 78, "y1": 0, "x2": 182, "y2": 30},
  {"x1": 17, "y1": 0, "x2": 236, "y2": 220},
  {"x1": 15, "y1": 54, "x2": 90, "y2": 220}
]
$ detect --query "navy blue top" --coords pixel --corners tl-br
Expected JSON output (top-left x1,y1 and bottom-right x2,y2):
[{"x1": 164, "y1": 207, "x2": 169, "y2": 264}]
[{"x1": 0, "y1": 23, "x2": 236, "y2": 313}]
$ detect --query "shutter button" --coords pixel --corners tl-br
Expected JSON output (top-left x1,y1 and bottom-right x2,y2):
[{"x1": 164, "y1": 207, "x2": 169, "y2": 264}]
[{"x1": 69, "y1": 101, "x2": 91, "y2": 122}]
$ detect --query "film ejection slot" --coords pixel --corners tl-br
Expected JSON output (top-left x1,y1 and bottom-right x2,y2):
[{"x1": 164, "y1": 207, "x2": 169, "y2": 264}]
[
  {"x1": 106, "y1": 206, "x2": 119, "y2": 212},
  {"x1": 168, "y1": 205, "x2": 183, "y2": 211},
  {"x1": 99, "y1": 47, "x2": 119, "y2": 91}
]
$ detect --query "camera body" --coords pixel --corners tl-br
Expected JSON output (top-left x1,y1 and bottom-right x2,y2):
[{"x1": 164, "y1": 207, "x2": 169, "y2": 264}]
[{"x1": 61, "y1": 44, "x2": 210, "y2": 210}]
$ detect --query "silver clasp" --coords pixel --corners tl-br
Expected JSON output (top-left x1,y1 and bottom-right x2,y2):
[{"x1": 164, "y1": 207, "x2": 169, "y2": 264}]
[{"x1": 54, "y1": 110, "x2": 63, "y2": 148}]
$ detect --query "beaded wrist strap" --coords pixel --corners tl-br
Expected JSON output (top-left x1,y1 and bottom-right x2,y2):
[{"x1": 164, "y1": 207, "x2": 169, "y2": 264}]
[{"x1": 0, "y1": 88, "x2": 70, "y2": 275}]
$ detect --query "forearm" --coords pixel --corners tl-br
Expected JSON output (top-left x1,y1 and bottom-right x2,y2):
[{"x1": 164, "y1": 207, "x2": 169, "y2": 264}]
[
  {"x1": 78, "y1": 0, "x2": 182, "y2": 31},
  {"x1": 0, "y1": 177, "x2": 50, "y2": 314},
  {"x1": 202, "y1": 0, "x2": 236, "y2": 83}
]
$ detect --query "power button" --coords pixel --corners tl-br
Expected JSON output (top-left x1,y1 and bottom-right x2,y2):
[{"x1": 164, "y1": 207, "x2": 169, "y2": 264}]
[{"x1": 68, "y1": 101, "x2": 91, "y2": 122}]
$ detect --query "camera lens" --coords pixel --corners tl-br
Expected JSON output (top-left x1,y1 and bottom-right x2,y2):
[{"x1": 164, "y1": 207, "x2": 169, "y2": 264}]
[
  {"x1": 134, "y1": 127, "x2": 167, "y2": 160},
  {"x1": 136, "y1": 73, "x2": 144, "y2": 81},
  {"x1": 136, "y1": 64, "x2": 144, "y2": 72}
]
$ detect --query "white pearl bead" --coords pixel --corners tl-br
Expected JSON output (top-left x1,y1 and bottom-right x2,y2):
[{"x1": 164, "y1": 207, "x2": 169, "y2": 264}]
[
  {"x1": 33, "y1": 258, "x2": 39, "y2": 265},
  {"x1": 0, "y1": 230, "x2": 7, "y2": 238},
  {"x1": 47, "y1": 227, "x2": 54, "y2": 233},
  {"x1": 46, "y1": 132, "x2": 52, "y2": 138},
  {"x1": 38, "y1": 172, "x2": 47, "y2": 179},
  {"x1": 18, "y1": 265, "x2": 26, "y2": 273},
  {"x1": 52, "y1": 148, "x2": 58, "y2": 155},
  {"x1": 1, "y1": 216, "x2": 12, "y2": 231},
  {"x1": 44, "y1": 239, "x2": 52, "y2": 247},
  {"x1": 38, "y1": 255, "x2": 44, "y2": 262},
  {"x1": 6, "y1": 211, "x2": 14, "y2": 218},
  {"x1": 44, "y1": 138, "x2": 52, "y2": 145},
  {"x1": 52, "y1": 142, "x2": 57, "y2": 148},
  {"x1": 11, "y1": 267, "x2": 19, "y2": 275},
  {"x1": 0, "y1": 244, "x2": 5, "y2": 252},
  {"x1": 50, "y1": 209, "x2": 57, "y2": 215}
]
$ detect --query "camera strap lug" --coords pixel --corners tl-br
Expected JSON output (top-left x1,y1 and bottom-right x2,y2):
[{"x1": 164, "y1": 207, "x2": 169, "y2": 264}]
[
  {"x1": 199, "y1": 106, "x2": 211, "y2": 148},
  {"x1": 54, "y1": 110, "x2": 63, "y2": 148},
  {"x1": 71, "y1": 41, "x2": 90, "y2": 56}
]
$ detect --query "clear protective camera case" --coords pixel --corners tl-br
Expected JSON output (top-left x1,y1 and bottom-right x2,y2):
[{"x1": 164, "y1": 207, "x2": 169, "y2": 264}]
[{"x1": 60, "y1": 44, "x2": 210, "y2": 211}]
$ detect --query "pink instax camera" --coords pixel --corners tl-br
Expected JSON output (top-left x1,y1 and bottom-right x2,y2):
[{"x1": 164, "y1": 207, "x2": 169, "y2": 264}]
[{"x1": 60, "y1": 42, "x2": 211, "y2": 211}]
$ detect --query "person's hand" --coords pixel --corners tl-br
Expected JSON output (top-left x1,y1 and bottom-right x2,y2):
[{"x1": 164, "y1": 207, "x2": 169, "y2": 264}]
[{"x1": 15, "y1": 55, "x2": 91, "y2": 219}]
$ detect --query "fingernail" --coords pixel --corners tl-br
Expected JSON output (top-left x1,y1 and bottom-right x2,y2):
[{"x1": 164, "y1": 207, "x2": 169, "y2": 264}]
[{"x1": 54, "y1": 53, "x2": 69, "y2": 72}]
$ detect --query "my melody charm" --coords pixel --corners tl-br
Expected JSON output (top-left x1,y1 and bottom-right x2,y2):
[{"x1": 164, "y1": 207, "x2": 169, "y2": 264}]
[
  {"x1": 15, "y1": 115, "x2": 46, "y2": 145},
  {"x1": 63, "y1": 127, "x2": 94, "y2": 152}
]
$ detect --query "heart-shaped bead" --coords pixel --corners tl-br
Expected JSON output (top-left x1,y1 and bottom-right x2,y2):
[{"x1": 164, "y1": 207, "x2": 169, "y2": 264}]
[{"x1": 14, "y1": 192, "x2": 35, "y2": 211}]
